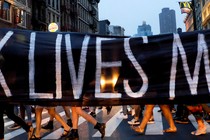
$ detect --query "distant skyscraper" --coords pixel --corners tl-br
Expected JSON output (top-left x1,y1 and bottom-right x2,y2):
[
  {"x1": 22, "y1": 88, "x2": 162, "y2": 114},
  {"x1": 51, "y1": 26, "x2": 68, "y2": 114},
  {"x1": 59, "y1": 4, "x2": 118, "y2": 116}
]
[
  {"x1": 159, "y1": 8, "x2": 177, "y2": 34},
  {"x1": 134, "y1": 21, "x2": 153, "y2": 37},
  {"x1": 109, "y1": 25, "x2": 125, "y2": 36}
]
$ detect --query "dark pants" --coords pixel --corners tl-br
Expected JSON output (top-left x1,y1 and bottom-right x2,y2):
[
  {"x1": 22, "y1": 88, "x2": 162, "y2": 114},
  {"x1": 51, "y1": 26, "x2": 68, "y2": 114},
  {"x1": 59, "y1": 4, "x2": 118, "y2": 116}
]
[{"x1": 0, "y1": 103, "x2": 30, "y2": 139}]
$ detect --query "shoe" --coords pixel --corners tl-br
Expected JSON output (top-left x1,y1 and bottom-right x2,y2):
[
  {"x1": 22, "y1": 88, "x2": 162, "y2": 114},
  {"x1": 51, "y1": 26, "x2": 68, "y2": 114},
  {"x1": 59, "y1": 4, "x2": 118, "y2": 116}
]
[
  {"x1": 191, "y1": 127, "x2": 206, "y2": 136},
  {"x1": 94, "y1": 122, "x2": 106, "y2": 138},
  {"x1": 175, "y1": 117, "x2": 189, "y2": 124},
  {"x1": 147, "y1": 118, "x2": 155, "y2": 124},
  {"x1": 66, "y1": 129, "x2": 79, "y2": 140},
  {"x1": 27, "y1": 126, "x2": 34, "y2": 140},
  {"x1": 106, "y1": 106, "x2": 112, "y2": 115},
  {"x1": 128, "y1": 119, "x2": 140, "y2": 125},
  {"x1": 30, "y1": 135, "x2": 41, "y2": 140},
  {"x1": 8, "y1": 123, "x2": 21, "y2": 130},
  {"x1": 90, "y1": 112, "x2": 96, "y2": 118},
  {"x1": 131, "y1": 126, "x2": 144, "y2": 134},
  {"x1": 60, "y1": 129, "x2": 70, "y2": 138},
  {"x1": 67, "y1": 119, "x2": 73, "y2": 127},
  {"x1": 163, "y1": 127, "x2": 177, "y2": 133},
  {"x1": 42, "y1": 120, "x2": 53, "y2": 130},
  {"x1": 117, "y1": 113, "x2": 128, "y2": 119}
]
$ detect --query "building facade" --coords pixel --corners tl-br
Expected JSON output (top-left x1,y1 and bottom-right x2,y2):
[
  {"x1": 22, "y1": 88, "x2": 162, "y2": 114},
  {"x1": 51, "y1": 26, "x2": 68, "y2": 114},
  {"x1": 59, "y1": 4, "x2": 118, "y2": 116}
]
[
  {"x1": 0, "y1": 0, "x2": 32, "y2": 29},
  {"x1": 159, "y1": 8, "x2": 177, "y2": 34},
  {"x1": 201, "y1": 0, "x2": 210, "y2": 30},
  {"x1": 0, "y1": 0, "x2": 100, "y2": 33},
  {"x1": 134, "y1": 21, "x2": 153, "y2": 37}
]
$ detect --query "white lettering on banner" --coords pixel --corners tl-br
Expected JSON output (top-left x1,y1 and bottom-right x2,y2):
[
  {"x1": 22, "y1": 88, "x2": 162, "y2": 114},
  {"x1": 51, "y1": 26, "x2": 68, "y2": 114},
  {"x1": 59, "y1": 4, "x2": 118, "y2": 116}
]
[
  {"x1": 95, "y1": 37, "x2": 122, "y2": 98},
  {"x1": 55, "y1": 34, "x2": 62, "y2": 98},
  {"x1": 29, "y1": 32, "x2": 35, "y2": 94},
  {"x1": 0, "y1": 31, "x2": 13, "y2": 97},
  {"x1": 29, "y1": 32, "x2": 53, "y2": 99},
  {"x1": 65, "y1": 34, "x2": 90, "y2": 99},
  {"x1": 169, "y1": 33, "x2": 210, "y2": 99},
  {"x1": 1, "y1": 30, "x2": 210, "y2": 102},
  {"x1": 123, "y1": 38, "x2": 148, "y2": 98},
  {"x1": 200, "y1": 34, "x2": 210, "y2": 93}
]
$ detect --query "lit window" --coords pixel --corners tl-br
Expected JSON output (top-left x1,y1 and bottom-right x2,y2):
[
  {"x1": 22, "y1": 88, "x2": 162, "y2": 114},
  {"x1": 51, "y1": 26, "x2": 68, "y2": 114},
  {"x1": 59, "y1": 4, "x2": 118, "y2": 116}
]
[{"x1": 18, "y1": 10, "x2": 26, "y2": 27}]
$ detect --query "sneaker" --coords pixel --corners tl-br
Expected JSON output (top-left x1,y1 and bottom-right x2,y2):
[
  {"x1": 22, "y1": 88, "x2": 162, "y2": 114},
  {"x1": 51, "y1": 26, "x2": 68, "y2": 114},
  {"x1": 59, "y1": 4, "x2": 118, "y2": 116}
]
[
  {"x1": 8, "y1": 123, "x2": 21, "y2": 130},
  {"x1": 175, "y1": 117, "x2": 189, "y2": 124},
  {"x1": 128, "y1": 119, "x2": 140, "y2": 125},
  {"x1": 117, "y1": 113, "x2": 128, "y2": 119},
  {"x1": 147, "y1": 118, "x2": 155, "y2": 124}
]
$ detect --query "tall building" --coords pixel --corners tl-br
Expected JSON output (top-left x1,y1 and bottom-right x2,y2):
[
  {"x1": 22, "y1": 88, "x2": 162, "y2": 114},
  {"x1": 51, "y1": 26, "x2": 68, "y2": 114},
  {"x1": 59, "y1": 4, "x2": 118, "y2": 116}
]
[
  {"x1": 98, "y1": 19, "x2": 110, "y2": 35},
  {"x1": 109, "y1": 25, "x2": 125, "y2": 36},
  {"x1": 159, "y1": 8, "x2": 177, "y2": 34},
  {"x1": 78, "y1": 0, "x2": 100, "y2": 33},
  {"x1": 134, "y1": 21, "x2": 153, "y2": 37}
]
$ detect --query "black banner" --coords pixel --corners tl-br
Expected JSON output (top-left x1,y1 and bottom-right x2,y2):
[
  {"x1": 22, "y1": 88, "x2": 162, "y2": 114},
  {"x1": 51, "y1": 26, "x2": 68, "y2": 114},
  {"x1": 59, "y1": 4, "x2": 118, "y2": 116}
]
[{"x1": 0, "y1": 28, "x2": 210, "y2": 106}]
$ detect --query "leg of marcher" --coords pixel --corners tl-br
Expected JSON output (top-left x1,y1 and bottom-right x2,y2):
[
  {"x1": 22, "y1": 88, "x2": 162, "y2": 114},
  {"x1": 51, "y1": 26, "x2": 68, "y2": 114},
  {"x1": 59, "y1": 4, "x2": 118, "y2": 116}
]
[
  {"x1": 187, "y1": 105, "x2": 206, "y2": 136},
  {"x1": 30, "y1": 107, "x2": 43, "y2": 139},
  {"x1": 47, "y1": 107, "x2": 70, "y2": 137},
  {"x1": 66, "y1": 107, "x2": 80, "y2": 140},
  {"x1": 160, "y1": 105, "x2": 177, "y2": 133},
  {"x1": 132, "y1": 104, "x2": 155, "y2": 134}
]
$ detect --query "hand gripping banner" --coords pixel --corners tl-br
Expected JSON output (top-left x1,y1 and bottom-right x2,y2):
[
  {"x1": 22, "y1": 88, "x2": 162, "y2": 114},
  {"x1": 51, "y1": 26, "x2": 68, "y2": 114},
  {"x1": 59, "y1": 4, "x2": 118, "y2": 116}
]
[{"x1": 0, "y1": 28, "x2": 210, "y2": 106}]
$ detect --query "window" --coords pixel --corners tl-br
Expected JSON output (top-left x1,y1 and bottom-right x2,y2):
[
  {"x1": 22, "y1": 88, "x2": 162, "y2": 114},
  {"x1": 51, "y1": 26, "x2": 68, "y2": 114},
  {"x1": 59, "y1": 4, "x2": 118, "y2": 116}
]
[
  {"x1": 18, "y1": 10, "x2": 26, "y2": 27},
  {"x1": 1, "y1": 1, "x2": 11, "y2": 21}
]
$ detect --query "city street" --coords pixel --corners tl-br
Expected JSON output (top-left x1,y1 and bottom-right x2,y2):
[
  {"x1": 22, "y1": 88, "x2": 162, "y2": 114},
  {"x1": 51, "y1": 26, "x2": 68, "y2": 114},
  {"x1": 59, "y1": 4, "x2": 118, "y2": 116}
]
[{"x1": 4, "y1": 106, "x2": 210, "y2": 140}]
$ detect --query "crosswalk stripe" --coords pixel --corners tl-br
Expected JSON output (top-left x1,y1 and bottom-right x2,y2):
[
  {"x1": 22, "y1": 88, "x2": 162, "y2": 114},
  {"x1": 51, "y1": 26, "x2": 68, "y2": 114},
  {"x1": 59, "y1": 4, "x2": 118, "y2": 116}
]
[
  {"x1": 145, "y1": 106, "x2": 163, "y2": 135},
  {"x1": 93, "y1": 108, "x2": 122, "y2": 137}
]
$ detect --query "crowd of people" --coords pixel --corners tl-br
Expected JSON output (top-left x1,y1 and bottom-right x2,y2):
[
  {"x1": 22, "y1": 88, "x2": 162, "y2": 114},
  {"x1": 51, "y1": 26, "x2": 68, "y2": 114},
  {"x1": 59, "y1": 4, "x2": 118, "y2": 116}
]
[{"x1": 1, "y1": 103, "x2": 210, "y2": 140}]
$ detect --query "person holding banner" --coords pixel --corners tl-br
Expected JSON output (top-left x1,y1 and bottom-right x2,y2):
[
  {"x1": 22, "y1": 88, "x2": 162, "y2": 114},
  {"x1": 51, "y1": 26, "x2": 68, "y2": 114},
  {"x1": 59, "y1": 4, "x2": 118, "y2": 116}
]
[
  {"x1": 0, "y1": 103, "x2": 34, "y2": 140},
  {"x1": 66, "y1": 106, "x2": 106, "y2": 139},
  {"x1": 132, "y1": 104, "x2": 177, "y2": 134}
]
